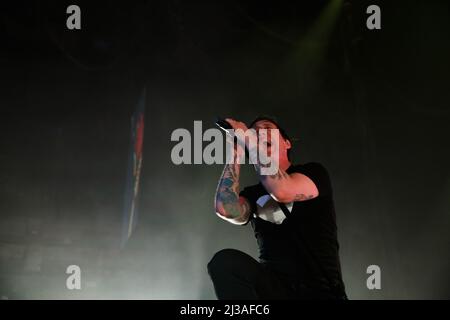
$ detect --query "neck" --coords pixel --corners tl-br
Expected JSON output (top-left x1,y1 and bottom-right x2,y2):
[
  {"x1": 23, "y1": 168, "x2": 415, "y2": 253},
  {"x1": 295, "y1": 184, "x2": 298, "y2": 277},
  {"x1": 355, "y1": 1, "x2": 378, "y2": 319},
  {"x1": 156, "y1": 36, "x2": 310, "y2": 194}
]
[{"x1": 279, "y1": 158, "x2": 291, "y2": 172}]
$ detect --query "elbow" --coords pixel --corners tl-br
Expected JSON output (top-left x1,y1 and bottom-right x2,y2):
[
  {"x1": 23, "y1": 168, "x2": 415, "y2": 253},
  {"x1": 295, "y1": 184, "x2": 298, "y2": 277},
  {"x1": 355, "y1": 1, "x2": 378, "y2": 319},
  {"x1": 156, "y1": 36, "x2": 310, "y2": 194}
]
[
  {"x1": 215, "y1": 210, "x2": 247, "y2": 225},
  {"x1": 214, "y1": 201, "x2": 243, "y2": 224},
  {"x1": 214, "y1": 200, "x2": 228, "y2": 218},
  {"x1": 215, "y1": 210, "x2": 227, "y2": 219}
]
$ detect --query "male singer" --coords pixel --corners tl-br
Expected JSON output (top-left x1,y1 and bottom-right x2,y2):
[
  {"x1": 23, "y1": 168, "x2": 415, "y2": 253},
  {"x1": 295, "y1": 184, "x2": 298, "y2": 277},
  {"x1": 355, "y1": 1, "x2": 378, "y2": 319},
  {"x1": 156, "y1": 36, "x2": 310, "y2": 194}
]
[{"x1": 208, "y1": 116, "x2": 347, "y2": 299}]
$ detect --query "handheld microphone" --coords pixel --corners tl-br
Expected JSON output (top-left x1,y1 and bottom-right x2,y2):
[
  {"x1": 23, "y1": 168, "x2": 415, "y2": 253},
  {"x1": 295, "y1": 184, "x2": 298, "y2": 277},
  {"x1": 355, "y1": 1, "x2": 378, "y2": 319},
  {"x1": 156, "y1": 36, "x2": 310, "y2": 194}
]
[
  {"x1": 215, "y1": 117, "x2": 250, "y2": 159},
  {"x1": 215, "y1": 118, "x2": 233, "y2": 134}
]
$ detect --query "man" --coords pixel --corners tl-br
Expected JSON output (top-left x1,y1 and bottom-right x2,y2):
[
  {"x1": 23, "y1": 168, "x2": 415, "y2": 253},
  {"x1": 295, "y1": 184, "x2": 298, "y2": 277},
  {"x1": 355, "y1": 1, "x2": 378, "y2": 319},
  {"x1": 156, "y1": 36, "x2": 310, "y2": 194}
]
[{"x1": 207, "y1": 116, "x2": 347, "y2": 300}]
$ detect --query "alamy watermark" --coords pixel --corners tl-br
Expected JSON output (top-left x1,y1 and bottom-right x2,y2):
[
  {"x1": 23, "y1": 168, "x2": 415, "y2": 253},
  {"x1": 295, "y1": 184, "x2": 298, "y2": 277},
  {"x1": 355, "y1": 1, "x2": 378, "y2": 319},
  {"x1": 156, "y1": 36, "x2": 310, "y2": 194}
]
[
  {"x1": 66, "y1": 265, "x2": 81, "y2": 290},
  {"x1": 366, "y1": 264, "x2": 381, "y2": 290}
]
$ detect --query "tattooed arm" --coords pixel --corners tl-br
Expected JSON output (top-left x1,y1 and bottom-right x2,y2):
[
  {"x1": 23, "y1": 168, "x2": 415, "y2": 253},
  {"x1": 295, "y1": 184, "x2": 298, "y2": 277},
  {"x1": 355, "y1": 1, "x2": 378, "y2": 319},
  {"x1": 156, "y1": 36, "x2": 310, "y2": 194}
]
[{"x1": 214, "y1": 161, "x2": 252, "y2": 225}]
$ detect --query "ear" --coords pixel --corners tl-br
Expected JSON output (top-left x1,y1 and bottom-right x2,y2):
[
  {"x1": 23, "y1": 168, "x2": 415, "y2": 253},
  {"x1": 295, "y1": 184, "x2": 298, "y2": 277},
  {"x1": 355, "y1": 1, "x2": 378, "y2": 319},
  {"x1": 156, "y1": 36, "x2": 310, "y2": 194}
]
[{"x1": 284, "y1": 138, "x2": 292, "y2": 150}]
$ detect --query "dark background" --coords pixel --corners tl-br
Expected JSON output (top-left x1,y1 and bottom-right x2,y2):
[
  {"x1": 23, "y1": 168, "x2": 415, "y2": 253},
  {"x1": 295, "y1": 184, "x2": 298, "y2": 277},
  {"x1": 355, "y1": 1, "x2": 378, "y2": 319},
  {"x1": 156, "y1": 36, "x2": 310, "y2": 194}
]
[{"x1": 0, "y1": 0, "x2": 449, "y2": 299}]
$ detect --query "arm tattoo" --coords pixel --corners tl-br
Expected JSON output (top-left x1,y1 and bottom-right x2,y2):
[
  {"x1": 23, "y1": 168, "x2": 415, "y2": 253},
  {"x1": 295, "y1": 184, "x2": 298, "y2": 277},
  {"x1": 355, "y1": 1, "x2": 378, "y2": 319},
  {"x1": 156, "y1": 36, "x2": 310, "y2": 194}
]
[
  {"x1": 294, "y1": 193, "x2": 314, "y2": 201},
  {"x1": 216, "y1": 163, "x2": 242, "y2": 218}
]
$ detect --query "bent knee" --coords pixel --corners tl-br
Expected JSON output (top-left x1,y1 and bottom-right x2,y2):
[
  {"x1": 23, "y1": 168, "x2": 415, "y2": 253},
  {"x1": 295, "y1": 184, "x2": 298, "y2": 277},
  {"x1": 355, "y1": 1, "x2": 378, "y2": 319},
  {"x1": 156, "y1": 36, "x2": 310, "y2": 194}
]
[{"x1": 207, "y1": 248, "x2": 244, "y2": 276}]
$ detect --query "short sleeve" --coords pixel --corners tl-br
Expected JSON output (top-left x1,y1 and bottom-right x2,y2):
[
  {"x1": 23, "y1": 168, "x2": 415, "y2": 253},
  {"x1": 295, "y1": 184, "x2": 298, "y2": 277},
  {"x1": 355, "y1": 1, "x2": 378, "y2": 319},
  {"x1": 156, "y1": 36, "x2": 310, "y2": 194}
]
[{"x1": 290, "y1": 162, "x2": 333, "y2": 197}]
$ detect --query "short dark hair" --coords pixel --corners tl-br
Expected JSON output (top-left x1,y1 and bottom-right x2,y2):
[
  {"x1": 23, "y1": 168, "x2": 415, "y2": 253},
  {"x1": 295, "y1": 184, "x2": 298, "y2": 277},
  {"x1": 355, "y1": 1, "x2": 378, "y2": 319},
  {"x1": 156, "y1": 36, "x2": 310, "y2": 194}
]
[{"x1": 248, "y1": 116, "x2": 292, "y2": 160}]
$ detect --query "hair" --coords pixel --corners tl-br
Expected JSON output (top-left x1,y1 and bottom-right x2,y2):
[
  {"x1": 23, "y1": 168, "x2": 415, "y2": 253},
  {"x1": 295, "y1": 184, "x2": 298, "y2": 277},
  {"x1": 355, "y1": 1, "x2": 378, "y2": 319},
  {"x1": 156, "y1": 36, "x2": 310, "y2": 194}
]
[{"x1": 248, "y1": 116, "x2": 292, "y2": 160}]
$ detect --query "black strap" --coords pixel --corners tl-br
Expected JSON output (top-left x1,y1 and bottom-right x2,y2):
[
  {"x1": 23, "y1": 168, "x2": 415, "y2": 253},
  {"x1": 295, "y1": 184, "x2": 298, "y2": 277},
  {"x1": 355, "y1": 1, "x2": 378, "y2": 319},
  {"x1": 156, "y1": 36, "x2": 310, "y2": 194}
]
[{"x1": 277, "y1": 202, "x2": 347, "y2": 299}]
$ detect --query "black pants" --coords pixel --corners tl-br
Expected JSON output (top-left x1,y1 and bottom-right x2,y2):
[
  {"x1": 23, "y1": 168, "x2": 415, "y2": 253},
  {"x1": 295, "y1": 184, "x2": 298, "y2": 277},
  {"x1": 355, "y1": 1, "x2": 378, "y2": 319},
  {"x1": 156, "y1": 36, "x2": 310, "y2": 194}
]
[{"x1": 207, "y1": 248, "x2": 339, "y2": 300}]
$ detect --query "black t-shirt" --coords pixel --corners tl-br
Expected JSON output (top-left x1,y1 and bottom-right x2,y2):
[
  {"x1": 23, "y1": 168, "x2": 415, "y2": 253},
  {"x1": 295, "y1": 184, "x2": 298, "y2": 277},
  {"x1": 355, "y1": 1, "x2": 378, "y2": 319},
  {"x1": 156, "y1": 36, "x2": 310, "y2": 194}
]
[{"x1": 239, "y1": 162, "x2": 344, "y2": 289}]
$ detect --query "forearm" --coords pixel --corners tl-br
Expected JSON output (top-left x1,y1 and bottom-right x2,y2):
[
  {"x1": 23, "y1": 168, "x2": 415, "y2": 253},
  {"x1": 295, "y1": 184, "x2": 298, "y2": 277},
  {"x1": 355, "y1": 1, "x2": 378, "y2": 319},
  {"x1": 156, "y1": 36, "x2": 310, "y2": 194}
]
[{"x1": 214, "y1": 163, "x2": 243, "y2": 219}]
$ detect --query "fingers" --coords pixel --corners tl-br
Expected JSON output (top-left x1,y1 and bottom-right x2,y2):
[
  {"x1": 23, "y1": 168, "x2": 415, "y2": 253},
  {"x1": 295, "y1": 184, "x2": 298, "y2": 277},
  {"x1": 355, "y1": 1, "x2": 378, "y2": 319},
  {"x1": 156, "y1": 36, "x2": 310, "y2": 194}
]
[
  {"x1": 224, "y1": 118, "x2": 248, "y2": 131},
  {"x1": 224, "y1": 118, "x2": 237, "y2": 128}
]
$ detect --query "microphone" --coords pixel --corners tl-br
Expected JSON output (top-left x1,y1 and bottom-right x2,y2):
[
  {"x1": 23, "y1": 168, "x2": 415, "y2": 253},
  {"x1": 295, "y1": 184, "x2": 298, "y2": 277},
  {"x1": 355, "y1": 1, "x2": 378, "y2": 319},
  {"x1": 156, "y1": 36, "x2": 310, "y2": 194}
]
[
  {"x1": 215, "y1": 117, "x2": 250, "y2": 159},
  {"x1": 215, "y1": 117, "x2": 233, "y2": 134}
]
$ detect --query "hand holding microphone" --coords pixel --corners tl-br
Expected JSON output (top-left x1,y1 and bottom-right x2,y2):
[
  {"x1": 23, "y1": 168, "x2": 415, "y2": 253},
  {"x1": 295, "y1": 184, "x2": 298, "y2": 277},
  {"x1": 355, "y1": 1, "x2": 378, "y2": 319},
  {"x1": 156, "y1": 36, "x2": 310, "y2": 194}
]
[
  {"x1": 215, "y1": 117, "x2": 252, "y2": 160},
  {"x1": 215, "y1": 118, "x2": 233, "y2": 134},
  {"x1": 215, "y1": 117, "x2": 249, "y2": 135}
]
